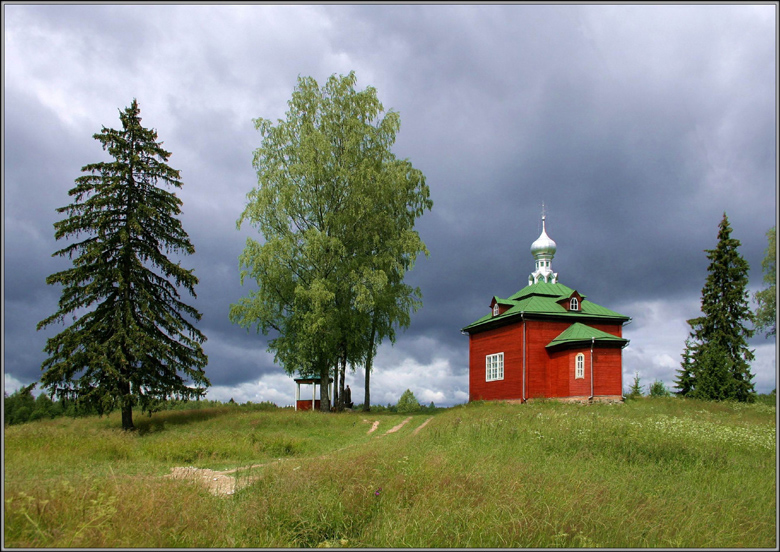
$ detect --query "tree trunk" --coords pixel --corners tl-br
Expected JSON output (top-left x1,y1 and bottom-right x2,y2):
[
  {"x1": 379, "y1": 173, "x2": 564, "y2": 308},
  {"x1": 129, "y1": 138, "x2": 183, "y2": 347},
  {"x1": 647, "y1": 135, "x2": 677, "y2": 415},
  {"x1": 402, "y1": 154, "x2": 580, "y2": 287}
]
[
  {"x1": 363, "y1": 317, "x2": 377, "y2": 412},
  {"x1": 333, "y1": 363, "x2": 340, "y2": 411},
  {"x1": 120, "y1": 380, "x2": 135, "y2": 430},
  {"x1": 363, "y1": 362, "x2": 371, "y2": 412},
  {"x1": 319, "y1": 360, "x2": 330, "y2": 412},
  {"x1": 121, "y1": 402, "x2": 135, "y2": 430},
  {"x1": 338, "y1": 342, "x2": 347, "y2": 411}
]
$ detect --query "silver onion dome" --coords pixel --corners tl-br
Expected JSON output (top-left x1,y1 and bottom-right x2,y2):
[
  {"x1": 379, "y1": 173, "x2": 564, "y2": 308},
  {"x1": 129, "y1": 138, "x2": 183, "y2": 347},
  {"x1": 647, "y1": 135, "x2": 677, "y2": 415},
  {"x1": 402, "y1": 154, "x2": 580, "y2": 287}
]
[
  {"x1": 530, "y1": 217, "x2": 556, "y2": 256},
  {"x1": 528, "y1": 214, "x2": 558, "y2": 285}
]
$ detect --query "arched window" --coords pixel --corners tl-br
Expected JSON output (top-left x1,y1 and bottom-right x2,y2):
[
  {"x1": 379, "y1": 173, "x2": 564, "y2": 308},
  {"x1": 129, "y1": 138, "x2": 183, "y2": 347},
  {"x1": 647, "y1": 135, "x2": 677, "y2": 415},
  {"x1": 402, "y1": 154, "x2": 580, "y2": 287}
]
[
  {"x1": 575, "y1": 353, "x2": 585, "y2": 379},
  {"x1": 493, "y1": 304, "x2": 499, "y2": 317},
  {"x1": 570, "y1": 297, "x2": 579, "y2": 311}
]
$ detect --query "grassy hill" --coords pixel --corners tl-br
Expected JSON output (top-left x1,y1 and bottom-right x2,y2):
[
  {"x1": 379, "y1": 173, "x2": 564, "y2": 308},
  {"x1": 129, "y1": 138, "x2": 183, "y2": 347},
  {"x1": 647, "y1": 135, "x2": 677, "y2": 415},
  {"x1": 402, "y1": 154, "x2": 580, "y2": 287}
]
[{"x1": 3, "y1": 397, "x2": 776, "y2": 548}]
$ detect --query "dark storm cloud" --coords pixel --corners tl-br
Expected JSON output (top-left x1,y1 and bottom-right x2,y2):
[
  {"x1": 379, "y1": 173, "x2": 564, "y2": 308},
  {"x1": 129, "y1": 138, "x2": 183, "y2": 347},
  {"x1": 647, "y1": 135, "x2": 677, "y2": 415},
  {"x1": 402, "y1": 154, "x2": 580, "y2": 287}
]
[
  {"x1": 3, "y1": 4, "x2": 776, "y2": 402},
  {"x1": 11, "y1": 3, "x2": 156, "y2": 62},
  {"x1": 368, "y1": 5, "x2": 776, "y2": 297},
  {"x1": 3, "y1": 86, "x2": 104, "y2": 385}
]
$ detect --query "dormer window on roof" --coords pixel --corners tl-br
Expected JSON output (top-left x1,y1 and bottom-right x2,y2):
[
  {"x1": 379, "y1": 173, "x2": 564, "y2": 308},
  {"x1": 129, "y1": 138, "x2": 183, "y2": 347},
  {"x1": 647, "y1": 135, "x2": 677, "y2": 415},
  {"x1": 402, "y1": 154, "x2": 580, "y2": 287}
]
[
  {"x1": 570, "y1": 297, "x2": 579, "y2": 311},
  {"x1": 493, "y1": 303, "x2": 499, "y2": 317}
]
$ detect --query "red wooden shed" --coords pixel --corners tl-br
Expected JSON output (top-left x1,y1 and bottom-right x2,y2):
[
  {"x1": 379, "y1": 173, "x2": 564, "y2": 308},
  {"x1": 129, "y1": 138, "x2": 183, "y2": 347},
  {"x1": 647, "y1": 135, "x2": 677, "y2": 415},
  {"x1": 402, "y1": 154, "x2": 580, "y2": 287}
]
[{"x1": 462, "y1": 214, "x2": 630, "y2": 403}]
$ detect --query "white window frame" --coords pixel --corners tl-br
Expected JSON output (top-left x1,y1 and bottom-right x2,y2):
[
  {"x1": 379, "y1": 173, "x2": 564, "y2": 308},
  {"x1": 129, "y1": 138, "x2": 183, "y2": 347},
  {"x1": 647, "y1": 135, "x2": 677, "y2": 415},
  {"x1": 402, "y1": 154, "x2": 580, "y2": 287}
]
[
  {"x1": 570, "y1": 297, "x2": 579, "y2": 311},
  {"x1": 575, "y1": 353, "x2": 585, "y2": 379},
  {"x1": 493, "y1": 303, "x2": 499, "y2": 317},
  {"x1": 486, "y1": 352, "x2": 504, "y2": 382}
]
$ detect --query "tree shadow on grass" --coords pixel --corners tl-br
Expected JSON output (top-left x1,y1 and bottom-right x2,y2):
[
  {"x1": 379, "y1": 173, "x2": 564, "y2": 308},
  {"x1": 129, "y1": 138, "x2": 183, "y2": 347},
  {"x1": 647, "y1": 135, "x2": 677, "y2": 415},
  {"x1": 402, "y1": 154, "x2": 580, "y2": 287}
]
[{"x1": 135, "y1": 407, "x2": 234, "y2": 435}]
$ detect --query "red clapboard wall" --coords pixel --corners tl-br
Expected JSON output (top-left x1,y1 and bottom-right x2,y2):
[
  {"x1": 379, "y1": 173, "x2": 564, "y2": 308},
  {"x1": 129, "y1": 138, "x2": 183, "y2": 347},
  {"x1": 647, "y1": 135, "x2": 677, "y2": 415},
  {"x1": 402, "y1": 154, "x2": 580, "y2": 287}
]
[{"x1": 468, "y1": 318, "x2": 625, "y2": 402}]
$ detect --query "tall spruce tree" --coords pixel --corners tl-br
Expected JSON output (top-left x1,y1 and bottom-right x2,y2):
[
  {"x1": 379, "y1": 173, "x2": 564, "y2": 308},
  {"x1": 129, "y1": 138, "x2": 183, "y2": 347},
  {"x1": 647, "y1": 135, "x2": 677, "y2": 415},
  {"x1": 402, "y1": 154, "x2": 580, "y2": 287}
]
[
  {"x1": 37, "y1": 99, "x2": 209, "y2": 430},
  {"x1": 680, "y1": 213, "x2": 755, "y2": 402}
]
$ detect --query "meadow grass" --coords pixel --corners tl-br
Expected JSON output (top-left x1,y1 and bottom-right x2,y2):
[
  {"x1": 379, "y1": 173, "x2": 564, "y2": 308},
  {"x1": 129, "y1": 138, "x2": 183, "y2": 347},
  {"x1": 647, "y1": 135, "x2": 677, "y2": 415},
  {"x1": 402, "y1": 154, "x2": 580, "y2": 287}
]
[{"x1": 4, "y1": 398, "x2": 776, "y2": 548}]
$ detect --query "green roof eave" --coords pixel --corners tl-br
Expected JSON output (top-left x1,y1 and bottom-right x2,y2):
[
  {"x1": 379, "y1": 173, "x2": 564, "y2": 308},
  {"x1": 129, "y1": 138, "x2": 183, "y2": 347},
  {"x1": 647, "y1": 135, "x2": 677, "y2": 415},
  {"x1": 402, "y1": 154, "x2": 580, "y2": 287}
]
[
  {"x1": 546, "y1": 322, "x2": 629, "y2": 348},
  {"x1": 509, "y1": 282, "x2": 583, "y2": 301},
  {"x1": 462, "y1": 307, "x2": 630, "y2": 333},
  {"x1": 462, "y1": 313, "x2": 494, "y2": 331}
]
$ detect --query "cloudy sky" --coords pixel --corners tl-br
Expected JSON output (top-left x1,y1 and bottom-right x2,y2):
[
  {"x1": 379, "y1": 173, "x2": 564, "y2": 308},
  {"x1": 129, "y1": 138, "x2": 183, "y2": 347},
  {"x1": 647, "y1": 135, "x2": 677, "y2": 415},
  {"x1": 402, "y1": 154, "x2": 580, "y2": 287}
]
[{"x1": 4, "y1": 4, "x2": 777, "y2": 407}]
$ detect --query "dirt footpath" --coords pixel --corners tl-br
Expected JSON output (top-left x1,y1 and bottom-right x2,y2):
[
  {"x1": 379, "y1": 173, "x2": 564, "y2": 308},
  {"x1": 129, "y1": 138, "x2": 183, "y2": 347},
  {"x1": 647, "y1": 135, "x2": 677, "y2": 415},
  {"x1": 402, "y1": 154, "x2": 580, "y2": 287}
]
[{"x1": 166, "y1": 416, "x2": 433, "y2": 496}]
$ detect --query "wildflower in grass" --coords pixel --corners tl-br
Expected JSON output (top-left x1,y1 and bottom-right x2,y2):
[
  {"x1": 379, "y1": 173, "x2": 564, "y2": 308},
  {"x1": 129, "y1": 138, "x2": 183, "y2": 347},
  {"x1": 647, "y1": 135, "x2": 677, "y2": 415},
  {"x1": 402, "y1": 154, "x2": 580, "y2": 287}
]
[
  {"x1": 375, "y1": 487, "x2": 382, "y2": 496},
  {"x1": 649, "y1": 414, "x2": 775, "y2": 450}
]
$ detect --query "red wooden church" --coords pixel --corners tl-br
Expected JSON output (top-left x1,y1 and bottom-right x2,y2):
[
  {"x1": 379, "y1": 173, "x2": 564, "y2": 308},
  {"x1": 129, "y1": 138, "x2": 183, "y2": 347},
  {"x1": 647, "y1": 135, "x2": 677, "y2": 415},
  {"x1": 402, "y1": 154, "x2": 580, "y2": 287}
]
[{"x1": 462, "y1": 214, "x2": 630, "y2": 403}]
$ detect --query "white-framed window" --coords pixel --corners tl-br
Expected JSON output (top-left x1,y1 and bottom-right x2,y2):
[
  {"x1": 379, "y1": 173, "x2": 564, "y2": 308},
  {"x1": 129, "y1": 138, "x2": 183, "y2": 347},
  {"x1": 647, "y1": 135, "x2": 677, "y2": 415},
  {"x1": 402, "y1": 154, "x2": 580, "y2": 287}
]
[
  {"x1": 570, "y1": 297, "x2": 579, "y2": 311},
  {"x1": 493, "y1": 303, "x2": 499, "y2": 317},
  {"x1": 575, "y1": 353, "x2": 585, "y2": 379},
  {"x1": 486, "y1": 352, "x2": 504, "y2": 382}
]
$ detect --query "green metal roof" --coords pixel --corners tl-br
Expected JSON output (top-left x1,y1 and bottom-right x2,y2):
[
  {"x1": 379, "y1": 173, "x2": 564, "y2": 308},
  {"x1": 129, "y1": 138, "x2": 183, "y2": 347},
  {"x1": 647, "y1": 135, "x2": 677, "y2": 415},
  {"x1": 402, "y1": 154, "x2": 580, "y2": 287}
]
[
  {"x1": 462, "y1": 280, "x2": 630, "y2": 333},
  {"x1": 546, "y1": 322, "x2": 628, "y2": 348},
  {"x1": 508, "y1": 282, "x2": 583, "y2": 301}
]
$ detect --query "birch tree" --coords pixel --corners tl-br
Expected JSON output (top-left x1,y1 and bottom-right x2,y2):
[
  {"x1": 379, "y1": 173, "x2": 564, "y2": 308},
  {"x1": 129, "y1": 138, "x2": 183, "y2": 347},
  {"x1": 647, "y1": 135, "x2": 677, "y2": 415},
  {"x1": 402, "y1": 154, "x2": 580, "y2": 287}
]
[{"x1": 230, "y1": 72, "x2": 431, "y2": 411}]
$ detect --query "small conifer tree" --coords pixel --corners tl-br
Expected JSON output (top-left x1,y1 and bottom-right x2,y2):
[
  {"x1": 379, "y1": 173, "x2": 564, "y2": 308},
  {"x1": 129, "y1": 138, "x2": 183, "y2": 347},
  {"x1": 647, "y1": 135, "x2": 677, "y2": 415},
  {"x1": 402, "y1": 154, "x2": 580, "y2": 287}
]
[
  {"x1": 648, "y1": 380, "x2": 671, "y2": 397},
  {"x1": 396, "y1": 389, "x2": 421, "y2": 413},
  {"x1": 626, "y1": 373, "x2": 643, "y2": 398},
  {"x1": 674, "y1": 338, "x2": 696, "y2": 395}
]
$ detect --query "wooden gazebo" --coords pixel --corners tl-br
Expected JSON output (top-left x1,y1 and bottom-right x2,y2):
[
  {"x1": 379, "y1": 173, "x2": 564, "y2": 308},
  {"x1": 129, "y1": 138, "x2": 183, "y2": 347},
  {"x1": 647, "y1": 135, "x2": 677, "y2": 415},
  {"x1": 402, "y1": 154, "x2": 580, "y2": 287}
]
[{"x1": 294, "y1": 377, "x2": 334, "y2": 411}]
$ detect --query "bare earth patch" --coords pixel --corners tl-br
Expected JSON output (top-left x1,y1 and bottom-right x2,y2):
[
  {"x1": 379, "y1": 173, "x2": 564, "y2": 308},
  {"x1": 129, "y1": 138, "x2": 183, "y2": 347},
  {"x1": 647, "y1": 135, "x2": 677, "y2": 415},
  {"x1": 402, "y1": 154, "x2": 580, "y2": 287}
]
[
  {"x1": 165, "y1": 461, "x2": 277, "y2": 496},
  {"x1": 165, "y1": 466, "x2": 252, "y2": 496}
]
